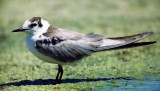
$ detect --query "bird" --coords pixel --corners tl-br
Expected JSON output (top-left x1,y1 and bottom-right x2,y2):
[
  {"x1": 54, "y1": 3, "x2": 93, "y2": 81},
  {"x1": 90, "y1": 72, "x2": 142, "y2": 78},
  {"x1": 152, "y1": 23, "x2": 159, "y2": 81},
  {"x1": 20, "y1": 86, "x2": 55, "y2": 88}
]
[{"x1": 12, "y1": 17, "x2": 155, "y2": 82}]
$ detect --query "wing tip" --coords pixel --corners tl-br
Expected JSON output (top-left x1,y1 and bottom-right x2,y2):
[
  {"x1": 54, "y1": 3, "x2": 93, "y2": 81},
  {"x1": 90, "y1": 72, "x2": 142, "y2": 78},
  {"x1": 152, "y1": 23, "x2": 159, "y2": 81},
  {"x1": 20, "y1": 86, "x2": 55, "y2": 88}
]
[
  {"x1": 148, "y1": 41, "x2": 156, "y2": 44},
  {"x1": 144, "y1": 32, "x2": 154, "y2": 36}
]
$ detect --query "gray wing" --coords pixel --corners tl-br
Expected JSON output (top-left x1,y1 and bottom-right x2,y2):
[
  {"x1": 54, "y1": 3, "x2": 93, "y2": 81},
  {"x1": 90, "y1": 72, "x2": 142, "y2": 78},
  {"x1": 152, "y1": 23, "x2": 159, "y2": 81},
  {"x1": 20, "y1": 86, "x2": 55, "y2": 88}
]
[
  {"x1": 36, "y1": 31, "x2": 154, "y2": 63},
  {"x1": 95, "y1": 32, "x2": 154, "y2": 51},
  {"x1": 35, "y1": 33, "x2": 103, "y2": 63}
]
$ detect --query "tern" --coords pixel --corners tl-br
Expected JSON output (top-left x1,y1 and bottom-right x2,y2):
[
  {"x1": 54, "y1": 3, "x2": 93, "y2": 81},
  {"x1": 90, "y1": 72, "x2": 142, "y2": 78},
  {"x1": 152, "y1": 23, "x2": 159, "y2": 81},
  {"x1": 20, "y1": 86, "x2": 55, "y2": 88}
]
[{"x1": 12, "y1": 17, "x2": 155, "y2": 82}]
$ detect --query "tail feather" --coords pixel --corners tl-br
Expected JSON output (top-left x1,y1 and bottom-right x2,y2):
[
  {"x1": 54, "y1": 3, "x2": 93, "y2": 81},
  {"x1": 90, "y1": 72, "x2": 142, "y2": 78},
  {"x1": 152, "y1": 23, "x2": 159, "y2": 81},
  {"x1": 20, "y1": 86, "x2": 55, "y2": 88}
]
[{"x1": 95, "y1": 32, "x2": 155, "y2": 51}]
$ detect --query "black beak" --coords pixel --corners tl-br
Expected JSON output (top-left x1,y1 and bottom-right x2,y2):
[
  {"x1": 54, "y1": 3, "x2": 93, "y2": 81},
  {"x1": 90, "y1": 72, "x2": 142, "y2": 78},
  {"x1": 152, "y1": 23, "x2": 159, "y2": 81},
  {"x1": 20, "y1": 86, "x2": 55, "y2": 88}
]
[{"x1": 12, "y1": 27, "x2": 28, "y2": 32}]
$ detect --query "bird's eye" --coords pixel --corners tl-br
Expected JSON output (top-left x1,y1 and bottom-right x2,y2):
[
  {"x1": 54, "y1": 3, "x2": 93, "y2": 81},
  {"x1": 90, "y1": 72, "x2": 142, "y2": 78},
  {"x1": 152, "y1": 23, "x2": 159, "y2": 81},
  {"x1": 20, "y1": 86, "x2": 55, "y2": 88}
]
[{"x1": 30, "y1": 23, "x2": 37, "y2": 28}]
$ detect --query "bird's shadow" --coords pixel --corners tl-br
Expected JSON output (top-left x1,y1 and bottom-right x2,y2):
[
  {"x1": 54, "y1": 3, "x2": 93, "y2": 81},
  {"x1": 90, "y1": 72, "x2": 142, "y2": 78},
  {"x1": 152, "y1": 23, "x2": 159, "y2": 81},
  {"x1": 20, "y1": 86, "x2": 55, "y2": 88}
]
[{"x1": 0, "y1": 77, "x2": 134, "y2": 86}]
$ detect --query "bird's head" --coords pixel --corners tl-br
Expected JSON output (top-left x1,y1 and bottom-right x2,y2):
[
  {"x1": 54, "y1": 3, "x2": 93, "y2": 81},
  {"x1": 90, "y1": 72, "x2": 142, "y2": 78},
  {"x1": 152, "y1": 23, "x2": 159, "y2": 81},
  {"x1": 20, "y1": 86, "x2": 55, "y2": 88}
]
[{"x1": 12, "y1": 17, "x2": 50, "y2": 35}]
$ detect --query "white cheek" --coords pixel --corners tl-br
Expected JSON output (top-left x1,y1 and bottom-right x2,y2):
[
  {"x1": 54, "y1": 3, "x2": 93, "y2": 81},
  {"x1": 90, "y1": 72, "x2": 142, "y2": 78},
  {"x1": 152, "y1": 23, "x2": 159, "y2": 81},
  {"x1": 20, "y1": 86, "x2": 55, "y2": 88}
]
[{"x1": 33, "y1": 26, "x2": 39, "y2": 31}]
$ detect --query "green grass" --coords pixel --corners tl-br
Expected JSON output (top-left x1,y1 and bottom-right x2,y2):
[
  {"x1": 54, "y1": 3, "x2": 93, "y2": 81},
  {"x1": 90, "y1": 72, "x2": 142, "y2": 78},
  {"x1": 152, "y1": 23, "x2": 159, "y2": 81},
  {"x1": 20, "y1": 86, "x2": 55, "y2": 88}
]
[{"x1": 0, "y1": 0, "x2": 160, "y2": 90}]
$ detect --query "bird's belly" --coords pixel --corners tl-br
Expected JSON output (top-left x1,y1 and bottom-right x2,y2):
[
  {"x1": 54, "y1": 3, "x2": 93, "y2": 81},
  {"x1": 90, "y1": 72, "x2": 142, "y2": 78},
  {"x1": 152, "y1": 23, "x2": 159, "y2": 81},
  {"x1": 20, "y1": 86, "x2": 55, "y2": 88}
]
[{"x1": 25, "y1": 36, "x2": 63, "y2": 64}]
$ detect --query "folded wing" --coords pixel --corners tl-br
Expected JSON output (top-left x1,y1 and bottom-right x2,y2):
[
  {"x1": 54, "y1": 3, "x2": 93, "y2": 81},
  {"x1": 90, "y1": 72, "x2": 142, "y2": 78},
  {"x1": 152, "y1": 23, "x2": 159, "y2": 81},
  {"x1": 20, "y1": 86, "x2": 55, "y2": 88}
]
[
  {"x1": 35, "y1": 31, "x2": 155, "y2": 63},
  {"x1": 35, "y1": 32, "x2": 103, "y2": 63}
]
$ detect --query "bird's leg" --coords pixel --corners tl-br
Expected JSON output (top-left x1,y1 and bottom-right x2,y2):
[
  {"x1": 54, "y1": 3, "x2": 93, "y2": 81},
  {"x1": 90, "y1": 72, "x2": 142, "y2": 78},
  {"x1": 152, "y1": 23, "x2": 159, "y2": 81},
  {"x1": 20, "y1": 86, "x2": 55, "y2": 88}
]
[
  {"x1": 59, "y1": 65, "x2": 63, "y2": 81},
  {"x1": 56, "y1": 69, "x2": 60, "y2": 81},
  {"x1": 55, "y1": 64, "x2": 63, "y2": 82}
]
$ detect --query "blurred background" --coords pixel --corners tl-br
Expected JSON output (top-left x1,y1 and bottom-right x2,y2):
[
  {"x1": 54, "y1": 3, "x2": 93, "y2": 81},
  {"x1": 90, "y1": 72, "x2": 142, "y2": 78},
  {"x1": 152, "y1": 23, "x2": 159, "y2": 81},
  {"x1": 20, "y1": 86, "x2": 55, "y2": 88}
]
[{"x1": 0, "y1": 0, "x2": 160, "y2": 90}]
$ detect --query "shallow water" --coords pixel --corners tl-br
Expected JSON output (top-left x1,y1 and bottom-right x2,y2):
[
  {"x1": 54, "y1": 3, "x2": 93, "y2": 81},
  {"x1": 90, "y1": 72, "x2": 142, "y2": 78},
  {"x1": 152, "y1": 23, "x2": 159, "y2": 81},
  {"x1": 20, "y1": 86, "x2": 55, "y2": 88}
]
[
  {"x1": 112, "y1": 80, "x2": 160, "y2": 91},
  {"x1": 98, "y1": 74, "x2": 160, "y2": 91}
]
